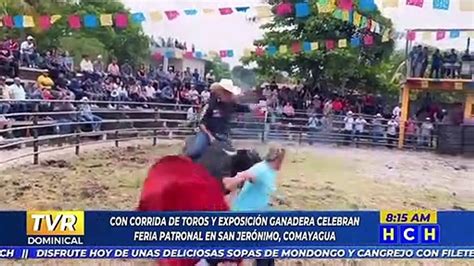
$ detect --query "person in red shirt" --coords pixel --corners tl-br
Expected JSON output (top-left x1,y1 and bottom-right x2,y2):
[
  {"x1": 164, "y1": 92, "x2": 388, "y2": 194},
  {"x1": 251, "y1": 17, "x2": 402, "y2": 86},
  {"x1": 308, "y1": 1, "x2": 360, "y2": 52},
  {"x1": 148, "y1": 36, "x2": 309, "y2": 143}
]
[
  {"x1": 332, "y1": 98, "x2": 343, "y2": 115},
  {"x1": 3, "y1": 37, "x2": 19, "y2": 59}
]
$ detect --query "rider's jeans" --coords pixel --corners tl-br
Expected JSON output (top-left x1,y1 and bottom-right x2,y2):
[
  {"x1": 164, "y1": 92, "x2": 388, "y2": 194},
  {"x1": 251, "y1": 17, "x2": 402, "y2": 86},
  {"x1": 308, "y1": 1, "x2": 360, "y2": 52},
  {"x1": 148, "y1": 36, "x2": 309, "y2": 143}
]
[{"x1": 185, "y1": 131, "x2": 210, "y2": 160}]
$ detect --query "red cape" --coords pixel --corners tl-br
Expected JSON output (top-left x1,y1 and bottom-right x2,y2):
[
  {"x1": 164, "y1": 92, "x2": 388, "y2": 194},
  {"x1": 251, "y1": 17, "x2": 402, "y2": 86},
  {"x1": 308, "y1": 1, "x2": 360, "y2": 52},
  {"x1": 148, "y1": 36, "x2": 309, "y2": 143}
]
[{"x1": 138, "y1": 156, "x2": 229, "y2": 266}]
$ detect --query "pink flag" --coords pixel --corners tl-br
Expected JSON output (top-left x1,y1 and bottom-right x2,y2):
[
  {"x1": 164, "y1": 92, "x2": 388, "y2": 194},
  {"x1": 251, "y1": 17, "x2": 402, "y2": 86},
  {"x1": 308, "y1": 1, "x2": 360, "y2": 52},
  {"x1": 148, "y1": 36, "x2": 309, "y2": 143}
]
[
  {"x1": 325, "y1": 40, "x2": 335, "y2": 50},
  {"x1": 276, "y1": 3, "x2": 293, "y2": 16},
  {"x1": 406, "y1": 0, "x2": 424, "y2": 7},
  {"x1": 165, "y1": 11, "x2": 179, "y2": 20},
  {"x1": 152, "y1": 52, "x2": 163, "y2": 61},
  {"x1": 184, "y1": 52, "x2": 194, "y2": 58},
  {"x1": 291, "y1": 42, "x2": 301, "y2": 53},
  {"x1": 115, "y1": 13, "x2": 128, "y2": 28},
  {"x1": 364, "y1": 35, "x2": 374, "y2": 45},
  {"x1": 436, "y1": 31, "x2": 446, "y2": 40},
  {"x1": 3, "y1": 16, "x2": 14, "y2": 28},
  {"x1": 407, "y1": 30, "x2": 416, "y2": 41},
  {"x1": 255, "y1": 47, "x2": 265, "y2": 56},
  {"x1": 68, "y1": 15, "x2": 81, "y2": 29},
  {"x1": 38, "y1": 16, "x2": 52, "y2": 30},
  {"x1": 339, "y1": 0, "x2": 353, "y2": 10},
  {"x1": 218, "y1": 8, "x2": 233, "y2": 15},
  {"x1": 219, "y1": 50, "x2": 228, "y2": 57}
]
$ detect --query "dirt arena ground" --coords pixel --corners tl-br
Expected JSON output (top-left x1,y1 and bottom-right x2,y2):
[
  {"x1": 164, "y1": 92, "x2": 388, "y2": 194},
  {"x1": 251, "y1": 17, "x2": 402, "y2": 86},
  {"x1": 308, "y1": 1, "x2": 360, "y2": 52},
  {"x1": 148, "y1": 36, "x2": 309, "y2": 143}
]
[{"x1": 0, "y1": 140, "x2": 473, "y2": 265}]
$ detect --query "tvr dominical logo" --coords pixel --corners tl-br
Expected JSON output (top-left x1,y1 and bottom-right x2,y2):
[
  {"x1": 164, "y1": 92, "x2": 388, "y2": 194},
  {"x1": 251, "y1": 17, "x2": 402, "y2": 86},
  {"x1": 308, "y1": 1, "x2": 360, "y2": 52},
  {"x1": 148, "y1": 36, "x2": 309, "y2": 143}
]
[{"x1": 26, "y1": 211, "x2": 85, "y2": 245}]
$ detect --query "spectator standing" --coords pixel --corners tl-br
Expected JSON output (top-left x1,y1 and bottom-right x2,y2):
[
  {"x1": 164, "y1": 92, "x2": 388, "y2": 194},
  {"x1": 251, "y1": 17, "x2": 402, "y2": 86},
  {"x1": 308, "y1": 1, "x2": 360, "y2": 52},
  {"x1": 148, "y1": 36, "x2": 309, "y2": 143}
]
[
  {"x1": 20, "y1": 36, "x2": 37, "y2": 67},
  {"x1": 405, "y1": 116, "x2": 418, "y2": 146},
  {"x1": 419, "y1": 47, "x2": 429, "y2": 78},
  {"x1": 0, "y1": 43, "x2": 18, "y2": 77},
  {"x1": 372, "y1": 113, "x2": 384, "y2": 143},
  {"x1": 386, "y1": 117, "x2": 398, "y2": 148},
  {"x1": 61, "y1": 51, "x2": 74, "y2": 72},
  {"x1": 80, "y1": 55, "x2": 94, "y2": 75},
  {"x1": 430, "y1": 49, "x2": 442, "y2": 78},
  {"x1": 0, "y1": 76, "x2": 10, "y2": 114},
  {"x1": 93, "y1": 55, "x2": 105, "y2": 74},
  {"x1": 307, "y1": 114, "x2": 323, "y2": 145},
  {"x1": 192, "y1": 68, "x2": 200, "y2": 82},
  {"x1": 121, "y1": 59, "x2": 132, "y2": 78},
  {"x1": 8, "y1": 77, "x2": 27, "y2": 116},
  {"x1": 420, "y1": 117, "x2": 434, "y2": 147},
  {"x1": 392, "y1": 104, "x2": 401, "y2": 119},
  {"x1": 354, "y1": 115, "x2": 367, "y2": 144},
  {"x1": 343, "y1": 111, "x2": 355, "y2": 145}
]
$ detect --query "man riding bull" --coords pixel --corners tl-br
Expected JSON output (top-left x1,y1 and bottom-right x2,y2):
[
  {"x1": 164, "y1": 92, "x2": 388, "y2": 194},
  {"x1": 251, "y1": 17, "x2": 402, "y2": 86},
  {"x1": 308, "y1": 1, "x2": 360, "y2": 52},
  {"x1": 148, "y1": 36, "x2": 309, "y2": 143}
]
[{"x1": 184, "y1": 79, "x2": 252, "y2": 161}]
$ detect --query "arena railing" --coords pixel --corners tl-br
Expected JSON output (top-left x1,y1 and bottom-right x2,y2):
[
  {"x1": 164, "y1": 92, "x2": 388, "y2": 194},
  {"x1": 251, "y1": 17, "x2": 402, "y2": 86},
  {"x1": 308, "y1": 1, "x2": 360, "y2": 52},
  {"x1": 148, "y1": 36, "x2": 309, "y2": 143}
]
[{"x1": 0, "y1": 99, "x2": 439, "y2": 165}]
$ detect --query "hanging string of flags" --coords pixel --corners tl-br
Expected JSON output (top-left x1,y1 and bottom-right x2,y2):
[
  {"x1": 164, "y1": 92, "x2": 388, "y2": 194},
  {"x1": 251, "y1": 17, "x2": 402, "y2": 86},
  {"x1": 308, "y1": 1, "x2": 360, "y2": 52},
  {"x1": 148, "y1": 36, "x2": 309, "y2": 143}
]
[
  {"x1": 0, "y1": 5, "x2": 273, "y2": 30},
  {"x1": 383, "y1": 0, "x2": 474, "y2": 11}
]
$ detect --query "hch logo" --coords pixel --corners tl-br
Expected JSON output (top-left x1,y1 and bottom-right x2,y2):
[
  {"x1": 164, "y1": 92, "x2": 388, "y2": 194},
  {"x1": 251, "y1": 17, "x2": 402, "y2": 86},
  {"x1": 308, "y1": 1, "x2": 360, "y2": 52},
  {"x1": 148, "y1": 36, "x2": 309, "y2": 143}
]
[
  {"x1": 379, "y1": 225, "x2": 440, "y2": 244},
  {"x1": 26, "y1": 211, "x2": 85, "y2": 236}
]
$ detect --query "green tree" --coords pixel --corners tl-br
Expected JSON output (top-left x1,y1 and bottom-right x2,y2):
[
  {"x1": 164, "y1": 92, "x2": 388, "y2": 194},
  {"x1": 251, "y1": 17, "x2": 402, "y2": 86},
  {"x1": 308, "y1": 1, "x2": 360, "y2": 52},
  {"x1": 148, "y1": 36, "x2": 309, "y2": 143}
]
[
  {"x1": 205, "y1": 57, "x2": 231, "y2": 81},
  {"x1": 231, "y1": 65, "x2": 257, "y2": 90},
  {"x1": 0, "y1": 0, "x2": 150, "y2": 67},
  {"x1": 242, "y1": 1, "x2": 395, "y2": 94}
]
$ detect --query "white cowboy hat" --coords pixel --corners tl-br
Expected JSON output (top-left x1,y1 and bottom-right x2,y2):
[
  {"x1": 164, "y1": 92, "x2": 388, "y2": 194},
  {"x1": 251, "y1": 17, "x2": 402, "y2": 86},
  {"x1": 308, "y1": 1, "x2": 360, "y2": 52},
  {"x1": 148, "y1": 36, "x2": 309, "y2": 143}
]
[
  {"x1": 210, "y1": 79, "x2": 241, "y2": 95},
  {"x1": 376, "y1": 113, "x2": 382, "y2": 117},
  {"x1": 81, "y1": 97, "x2": 89, "y2": 102},
  {"x1": 347, "y1": 111, "x2": 353, "y2": 115}
]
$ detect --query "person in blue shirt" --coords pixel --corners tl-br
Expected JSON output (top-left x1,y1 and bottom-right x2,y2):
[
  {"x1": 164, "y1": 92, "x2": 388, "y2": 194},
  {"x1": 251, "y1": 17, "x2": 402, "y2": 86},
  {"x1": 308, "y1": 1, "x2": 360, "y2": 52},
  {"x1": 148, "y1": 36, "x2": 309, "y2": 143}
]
[{"x1": 222, "y1": 146, "x2": 285, "y2": 266}]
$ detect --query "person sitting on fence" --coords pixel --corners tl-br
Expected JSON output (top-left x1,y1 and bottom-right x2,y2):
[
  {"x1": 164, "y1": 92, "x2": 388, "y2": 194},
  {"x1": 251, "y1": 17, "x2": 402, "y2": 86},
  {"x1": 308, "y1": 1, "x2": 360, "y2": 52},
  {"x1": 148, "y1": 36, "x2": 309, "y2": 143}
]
[
  {"x1": 79, "y1": 97, "x2": 102, "y2": 132},
  {"x1": 184, "y1": 79, "x2": 250, "y2": 161}
]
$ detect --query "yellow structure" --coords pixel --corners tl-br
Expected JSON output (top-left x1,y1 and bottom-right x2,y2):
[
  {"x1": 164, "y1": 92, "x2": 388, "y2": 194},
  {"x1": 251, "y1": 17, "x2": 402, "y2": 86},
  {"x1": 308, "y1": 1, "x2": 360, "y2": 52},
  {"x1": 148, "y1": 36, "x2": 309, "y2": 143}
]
[{"x1": 398, "y1": 78, "x2": 474, "y2": 148}]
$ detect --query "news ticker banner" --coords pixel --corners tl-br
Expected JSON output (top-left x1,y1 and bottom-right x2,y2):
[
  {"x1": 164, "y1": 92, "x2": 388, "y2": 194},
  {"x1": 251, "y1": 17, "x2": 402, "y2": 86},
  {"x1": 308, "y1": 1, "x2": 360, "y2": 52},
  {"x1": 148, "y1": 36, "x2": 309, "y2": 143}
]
[{"x1": 0, "y1": 210, "x2": 472, "y2": 259}]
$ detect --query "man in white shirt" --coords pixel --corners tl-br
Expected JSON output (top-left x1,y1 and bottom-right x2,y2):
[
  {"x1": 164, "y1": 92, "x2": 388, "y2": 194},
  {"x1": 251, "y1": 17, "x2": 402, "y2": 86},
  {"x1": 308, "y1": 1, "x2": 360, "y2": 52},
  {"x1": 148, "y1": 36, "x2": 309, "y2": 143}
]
[
  {"x1": 392, "y1": 104, "x2": 401, "y2": 119},
  {"x1": 386, "y1": 117, "x2": 398, "y2": 148},
  {"x1": 200, "y1": 89, "x2": 210, "y2": 103},
  {"x1": 343, "y1": 111, "x2": 355, "y2": 145},
  {"x1": 354, "y1": 115, "x2": 367, "y2": 145},
  {"x1": 80, "y1": 55, "x2": 94, "y2": 73},
  {"x1": 8, "y1": 77, "x2": 27, "y2": 116},
  {"x1": 20, "y1": 36, "x2": 36, "y2": 67},
  {"x1": 188, "y1": 86, "x2": 199, "y2": 104}
]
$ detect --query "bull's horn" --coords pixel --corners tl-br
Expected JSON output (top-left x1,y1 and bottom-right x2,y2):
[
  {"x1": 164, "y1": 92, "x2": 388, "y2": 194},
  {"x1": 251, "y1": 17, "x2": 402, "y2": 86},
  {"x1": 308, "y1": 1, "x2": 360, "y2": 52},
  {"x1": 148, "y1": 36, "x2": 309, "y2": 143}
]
[{"x1": 222, "y1": 149, "x2": 237, "y2": 156}]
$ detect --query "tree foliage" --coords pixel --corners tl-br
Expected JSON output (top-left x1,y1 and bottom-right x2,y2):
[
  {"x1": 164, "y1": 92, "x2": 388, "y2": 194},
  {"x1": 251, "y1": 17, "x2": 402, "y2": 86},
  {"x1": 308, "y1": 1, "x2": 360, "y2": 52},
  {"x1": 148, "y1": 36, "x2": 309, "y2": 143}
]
[
  {"x1": 231, "y1": 65, "x2": 257, "y2": 90},
  {"x1": 241, "y1": 0, "x2": 396, "y2": 95},
  {"x1": 205, "y1": 57, "x2": 231, "y2": 81},
  {"x1": 0, "y1": 0, "x2": 150, "y2": 66}
]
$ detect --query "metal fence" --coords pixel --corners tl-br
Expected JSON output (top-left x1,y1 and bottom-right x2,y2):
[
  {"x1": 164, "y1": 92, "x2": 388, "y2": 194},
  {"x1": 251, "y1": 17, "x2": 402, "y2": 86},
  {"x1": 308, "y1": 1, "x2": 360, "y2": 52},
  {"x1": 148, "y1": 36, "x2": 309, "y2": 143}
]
[{"x1": 0, "y1": 99, "x2": 443, "y2": 165}]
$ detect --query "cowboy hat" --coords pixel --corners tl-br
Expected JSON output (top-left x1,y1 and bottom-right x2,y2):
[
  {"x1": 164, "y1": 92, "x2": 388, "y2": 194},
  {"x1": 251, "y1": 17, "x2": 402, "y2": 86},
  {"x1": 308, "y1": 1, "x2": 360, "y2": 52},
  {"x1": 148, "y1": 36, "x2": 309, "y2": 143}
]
[{"x1": 210, "y1": 79, "x2": 241, "y2": 96}]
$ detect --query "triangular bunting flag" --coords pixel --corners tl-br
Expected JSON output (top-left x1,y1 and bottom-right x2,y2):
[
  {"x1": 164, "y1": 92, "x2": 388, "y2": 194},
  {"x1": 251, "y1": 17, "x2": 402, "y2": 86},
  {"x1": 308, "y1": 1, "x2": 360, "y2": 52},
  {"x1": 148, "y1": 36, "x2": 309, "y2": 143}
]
[
  {"x1": 23, "y1": 16, "x2": 35, "y2": 28},
  {"x1": 115, "y1": 13, "x2": 129, "y2": 28},
  {"x1": 406, "y1": 0, "x2": 423, "y2": 8},
  {"x1": 267, "y1": 46, "x2": 277, "y2": 56},
  {"x1": 407, "y1": 31, "x2": 416, "y2": 41},
  {"x1": 382, "y1": 0, "x2": 399, "y2": 8},
  {"x1": 219, "y1": 8, "x2": 233, "y2": 15},
  {"x1": 351, "y1": 36, "x2": 361, "y2": 47},
  {"x1": 152, "y1": 52, "x2": 163, "y2": 61},
  {"x1": 310, "y1": 42, "x2": 319, "y2": 50},
  {"x1": 165, "y1": 11, "x2": 180, "y2": 20},
  {"x1": 422, "y1": 32, "x2": 432, "y2": 41},
  {"x1": 255, "y1": 6, "x2": 273, "y2": 18},
  {"x1": 433, "y1": 0, "x2": 449, "y2": 10},
  {"x1": 203, "y1": 9, "x2": 215, "y2": 14},
  {"x1": 51, "y1": 15, "x2": 61, "y2": 24},
  {"x1": 184, "y1": 9, "x2": 198, "y2": 16},
  {"x1": 243, "y1": 48, "x2": 252, "y2": 57},
  {"x1": 13, "y1": 16, "x2": 23, "y2": 28},
  {"x1": 326, "y1": 40, "x2": 335, "y2": 50},
  {"x1": 3, "y1": 16, "x2": 13, "y2": 28},
  {"x1": 338, "y1": 39, "x2": 348, "y2": 48},
  {"x1": 279, "y1": 45, "x2": 288, "y2": 54},
  {"x1": 100, "y1": 14, "x2": 113, "y2": 26},
  {"x1": 353, "y1": 12, "x2": 361, "y2": 26},
  {"x1": 295, "y1": 3, "x2": 310, "y2": 18},
  {"x1": 235, "y1": 7, "x2": 250, "y2": 13},
  {"x1": 84, "y1": 14, "x2": 98, "y2": 28},
  {"x1": 460, "y1": 0, "x2": 474, "y2": 11},
  {"x1": 175, "y1": 51, "x2": 183, "y2": 59},
  {"x1": 149, "y1": 11, "x2": 163, "y2": 22},
  {"x1": 449, "y1": 30, "x2": 460, "y2": 39},
  {"x1": 276, "y1": 3, "x2": 293, "y2": 16},
  {"x1": 339, "y1": 0, "x2": 353, "y2": 10},
  {"x1": 38, "y1": 16, "x2": 51, "y2": 30},
  {"x1": 255, "y1": 47, "x2": 265, "y2": 56},
  {"x1": 436, "y1": 31, "x2": 446, "y2": 40},
  {"x1": 68, "y1": 15, "x2": 81, "y2": 29},
  {"x1": 303, "y1": 42, "x2": 312, "y2": 52},
  {"x1": 227, "y1": 50, "x2": 234, "y2": 57},
  {"x1": 360, "y1": 0, "x2": 377, "y2": 11},
  {"x1": 364, "y1": 35, "x2": 374, "y2": 45},
  {"x1": 291, "y1": 42, "x2": 302, "y2": 53},
  {"x1": 131, "y1": 12, "x2": 146, "y2": 23}
]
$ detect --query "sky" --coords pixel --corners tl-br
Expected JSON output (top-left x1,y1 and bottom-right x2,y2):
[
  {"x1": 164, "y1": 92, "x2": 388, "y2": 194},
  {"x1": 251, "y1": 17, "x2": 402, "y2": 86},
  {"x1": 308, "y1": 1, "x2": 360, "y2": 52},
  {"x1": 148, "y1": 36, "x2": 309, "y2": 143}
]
[{"x1": 122, "y1": 0, "x2": 474, "y2": 66}]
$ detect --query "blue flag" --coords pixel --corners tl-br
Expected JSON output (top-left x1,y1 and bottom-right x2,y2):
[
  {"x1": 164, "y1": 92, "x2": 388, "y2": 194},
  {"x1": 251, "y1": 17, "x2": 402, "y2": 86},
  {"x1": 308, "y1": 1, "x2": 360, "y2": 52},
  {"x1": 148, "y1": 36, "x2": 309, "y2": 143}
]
[
  {"x1": 303, "y1": 42, "x2": 312, "y2": 52},
  {"x1": 13, "y1": 15, "x2": 24, "y2": 28},
  {"x1": 295, "y1": 3, "x2": 310, "y2": 18},
  {"x1": 195, "y1": 51, "x2": 203, "y2": 58},
  {"x1": 131, "y1": 12, "x2": 146, "y2": 23},
  {"x1": 350, "y1": 36, "x2": 361, "y2": 47},
  {"x1": 359, "y1": 0, "x2": 377, "y2": 12},
  {"x1": 235, "y1": 7, "x2": 250, "y2": 13},
  {"x1": 227, "y1": 50, "x2": 234, "y2": 57},
  {"x1": 84, "y1": 14, "x2": 98, "y2": 28},
  {"x1": 449, "y1": 30, "x2": 460, "y2": 38},
  {"x1": 433, "y1": 0, "x2": 450, "y2": 10},
  {"x1": 184, "y1": 9, "x2": 198, "y2": 16},
  {"x1": 267, "y1": 46, "x2": 277, "y2": 56},
  {"x1": 165, "y1": 51, "x2": 174, "y2": 58}
]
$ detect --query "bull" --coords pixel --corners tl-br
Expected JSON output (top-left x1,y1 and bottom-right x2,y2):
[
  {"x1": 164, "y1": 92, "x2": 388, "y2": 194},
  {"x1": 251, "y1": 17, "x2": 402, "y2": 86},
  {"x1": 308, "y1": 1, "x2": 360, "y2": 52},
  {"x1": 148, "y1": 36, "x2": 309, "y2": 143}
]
[{"x1": 138, "y1": 140, "x2": 261, "y2": 266}]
